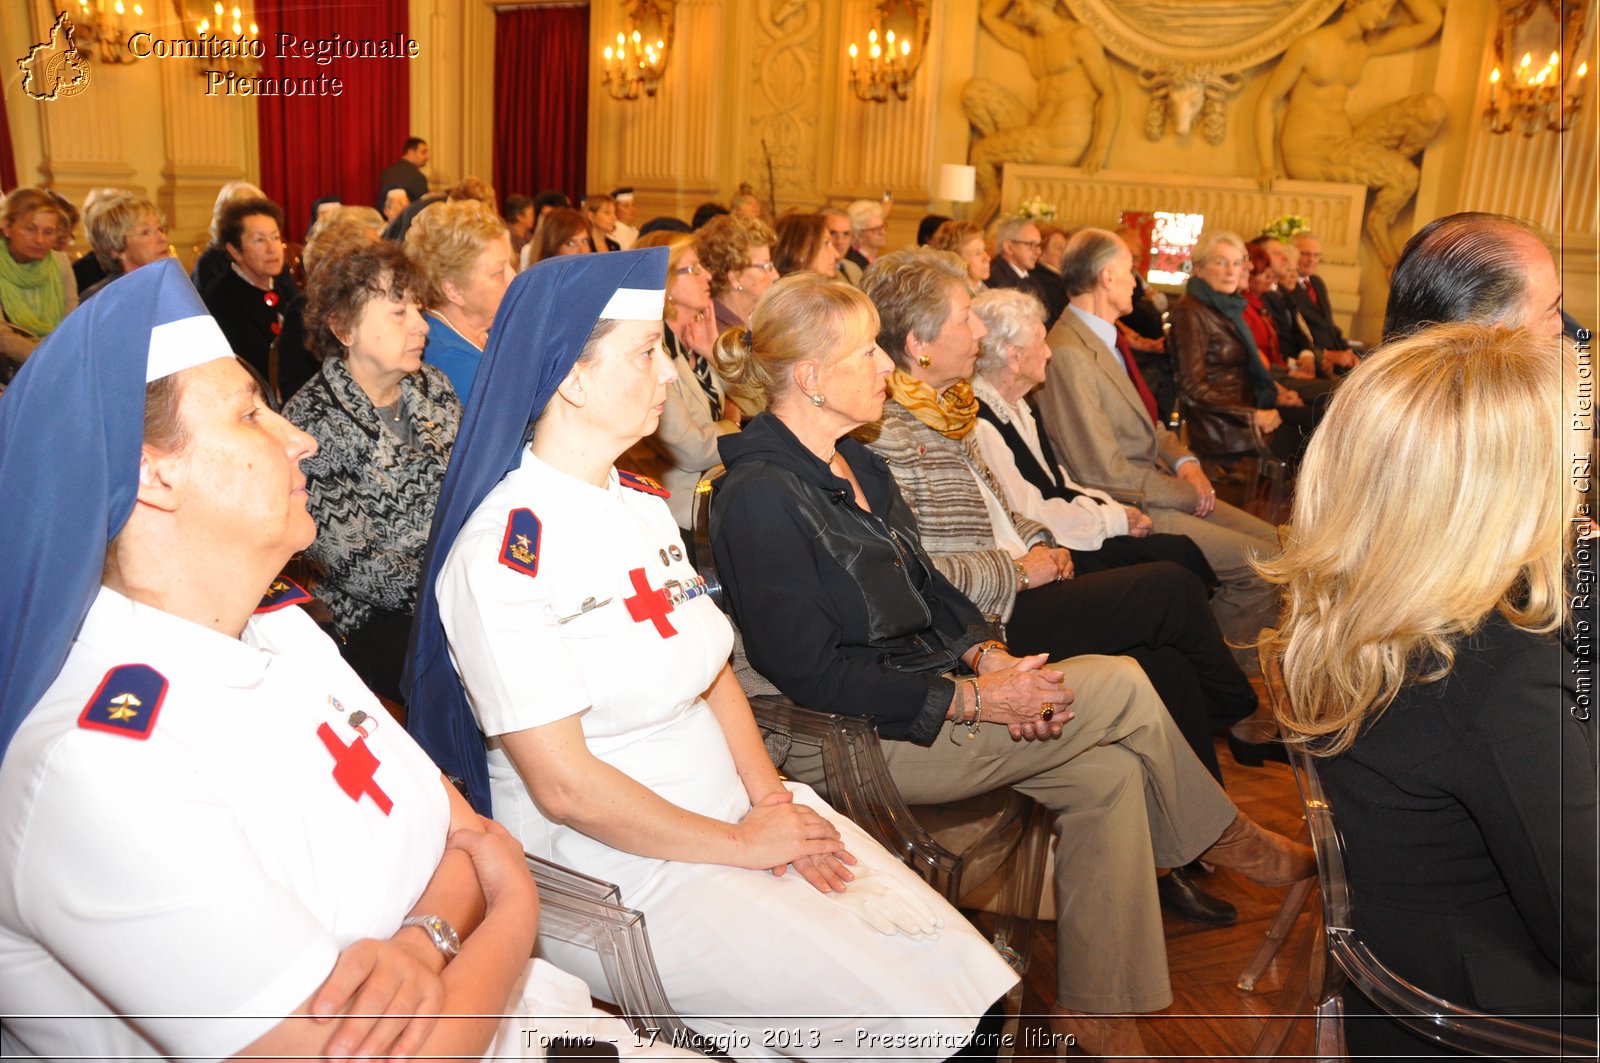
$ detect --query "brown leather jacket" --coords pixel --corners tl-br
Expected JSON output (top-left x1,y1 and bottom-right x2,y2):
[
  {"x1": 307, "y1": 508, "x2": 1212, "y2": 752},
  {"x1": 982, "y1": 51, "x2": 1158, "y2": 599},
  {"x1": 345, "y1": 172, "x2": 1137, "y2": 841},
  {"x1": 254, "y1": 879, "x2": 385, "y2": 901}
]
[{"x1": 1170, "y1": 297, "x2": 1263, "y2": 456}]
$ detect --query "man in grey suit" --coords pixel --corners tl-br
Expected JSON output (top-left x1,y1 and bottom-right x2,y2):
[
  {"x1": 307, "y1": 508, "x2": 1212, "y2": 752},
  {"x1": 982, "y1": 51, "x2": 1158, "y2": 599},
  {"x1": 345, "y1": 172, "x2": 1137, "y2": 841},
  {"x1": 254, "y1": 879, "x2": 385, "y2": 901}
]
[{"x1": 1036, "y1": 227, "x2": 1280, "y2": 673}]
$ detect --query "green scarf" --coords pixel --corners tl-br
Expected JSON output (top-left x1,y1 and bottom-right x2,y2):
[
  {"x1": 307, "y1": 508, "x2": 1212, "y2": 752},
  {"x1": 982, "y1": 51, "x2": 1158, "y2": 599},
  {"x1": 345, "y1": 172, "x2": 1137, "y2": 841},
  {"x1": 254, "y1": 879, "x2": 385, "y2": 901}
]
[
  {"x1": 1185, "y1": 275, "x2": 1276, "y2": 409},
  {"x1": 0, "y1": 240, "x2": 65, "y2": 338}
]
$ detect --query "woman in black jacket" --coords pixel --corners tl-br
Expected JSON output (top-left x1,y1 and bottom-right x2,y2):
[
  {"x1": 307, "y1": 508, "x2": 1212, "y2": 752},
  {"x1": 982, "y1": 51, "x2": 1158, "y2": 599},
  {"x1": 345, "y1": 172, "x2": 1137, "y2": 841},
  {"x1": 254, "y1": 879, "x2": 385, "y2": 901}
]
[{"x1": 709, "y1": 272, "x2": 1314, "y2": 1058}]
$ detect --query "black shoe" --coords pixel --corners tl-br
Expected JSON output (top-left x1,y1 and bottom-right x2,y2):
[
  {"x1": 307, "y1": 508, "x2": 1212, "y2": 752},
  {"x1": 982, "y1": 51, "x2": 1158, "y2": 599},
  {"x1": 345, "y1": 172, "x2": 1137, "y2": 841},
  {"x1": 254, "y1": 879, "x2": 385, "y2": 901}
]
[
  {"x1": 1158, "y1": 864, "x2": 1238, "y2": 926},
  {"x1": 1227, "y1": 730, "x2": 1291, "y2": 767}
]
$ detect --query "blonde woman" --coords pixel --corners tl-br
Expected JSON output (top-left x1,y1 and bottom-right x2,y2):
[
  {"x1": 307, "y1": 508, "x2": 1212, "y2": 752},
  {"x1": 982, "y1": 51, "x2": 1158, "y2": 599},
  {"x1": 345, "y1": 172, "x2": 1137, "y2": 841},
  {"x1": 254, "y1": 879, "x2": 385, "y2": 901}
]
[
  {"x1": 406, "y1": 200, "x2": 514, "y2": 398},
  {"x1": 1260, "y1": 324, "x2": 1595, "y2": 1059}
]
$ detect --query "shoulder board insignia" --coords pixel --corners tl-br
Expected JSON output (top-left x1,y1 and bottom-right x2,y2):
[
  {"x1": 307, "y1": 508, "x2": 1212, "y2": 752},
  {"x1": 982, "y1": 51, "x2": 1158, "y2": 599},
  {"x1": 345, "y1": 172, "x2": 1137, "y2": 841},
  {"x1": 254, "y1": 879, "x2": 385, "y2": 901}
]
[
  {"x1": 618, "y1": 469, "x2": 670, "y2": 498},
  {"x1": 257, "y1": 576, "x2": 312, "y2": 613},
  {"x1": 78, "y1": 664, "x2": 167, "y2": 741},
  {"x1": 499, "y1": 508, "x2": 542, "y2": 578}
]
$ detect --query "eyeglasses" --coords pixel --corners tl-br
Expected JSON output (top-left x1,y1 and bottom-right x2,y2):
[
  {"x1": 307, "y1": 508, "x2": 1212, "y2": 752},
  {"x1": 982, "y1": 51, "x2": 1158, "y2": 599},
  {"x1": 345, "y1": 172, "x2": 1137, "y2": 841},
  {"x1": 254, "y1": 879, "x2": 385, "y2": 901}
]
[
  {"x1": 744, "y1": 261, "x2": 775, "y2": 272},
  {"x1": 242, "y1": 232, "x2": 284, "y2": 248},
  {"x1": 675, "y1": 264, "x2": 705, "y2": 276},
  {"x1": 1009, "y1": 239, "x2": 1042, "y2": 251},
  {"x1": 861, "y1": 225, "x2": 886, "y2": 235}
]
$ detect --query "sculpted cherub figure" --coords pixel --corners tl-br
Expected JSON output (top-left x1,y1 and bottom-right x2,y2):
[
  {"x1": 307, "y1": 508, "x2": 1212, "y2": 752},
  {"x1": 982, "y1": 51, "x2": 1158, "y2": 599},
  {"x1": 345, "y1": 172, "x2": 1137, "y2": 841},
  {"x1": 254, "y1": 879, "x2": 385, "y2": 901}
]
[
  {"x1": 1256, "y1": 0, "x2": 1446, "y2": 266},
  {"x1": 963, "y1": 0, "x2": 1120, "y2": 225}
]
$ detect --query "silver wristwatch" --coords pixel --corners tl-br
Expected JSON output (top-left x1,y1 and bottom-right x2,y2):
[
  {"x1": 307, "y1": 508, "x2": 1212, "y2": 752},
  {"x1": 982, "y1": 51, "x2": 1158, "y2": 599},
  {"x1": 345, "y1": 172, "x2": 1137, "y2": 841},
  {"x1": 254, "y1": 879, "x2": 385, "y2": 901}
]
[{"x1": 402, "y1": 914, "x2": 461, "y2": 961}]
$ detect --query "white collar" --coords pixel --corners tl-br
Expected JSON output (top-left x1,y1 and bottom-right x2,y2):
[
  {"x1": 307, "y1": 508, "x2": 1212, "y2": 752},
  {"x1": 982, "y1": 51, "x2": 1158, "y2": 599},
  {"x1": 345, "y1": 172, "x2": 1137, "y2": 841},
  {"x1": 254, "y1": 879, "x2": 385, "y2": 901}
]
[{"x1": 1068, "y1": 304, "x2": 1119, "y2": 356}]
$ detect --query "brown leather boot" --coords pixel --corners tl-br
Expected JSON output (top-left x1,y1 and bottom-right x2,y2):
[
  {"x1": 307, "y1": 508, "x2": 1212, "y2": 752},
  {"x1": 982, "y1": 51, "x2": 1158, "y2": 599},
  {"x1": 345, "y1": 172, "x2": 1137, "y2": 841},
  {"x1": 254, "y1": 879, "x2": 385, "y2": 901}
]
[
  {"x1": 1048, "y1": 1007, "x2": 1151, "y2": 1061},
  {"x1": 1201, "y1": 811, "x2": 1315, "y2": 887}
]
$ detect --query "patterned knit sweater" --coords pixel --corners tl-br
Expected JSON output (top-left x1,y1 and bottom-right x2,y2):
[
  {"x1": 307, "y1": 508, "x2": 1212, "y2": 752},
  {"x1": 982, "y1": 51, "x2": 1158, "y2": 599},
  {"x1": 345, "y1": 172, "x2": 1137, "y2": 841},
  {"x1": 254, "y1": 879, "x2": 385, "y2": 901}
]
[
  {"x1": 853, "y1": 399, "x2": 1052, "y2": 621},
  {"x1": 282, "y1": 357, "x2": 460, "y2": 636}
]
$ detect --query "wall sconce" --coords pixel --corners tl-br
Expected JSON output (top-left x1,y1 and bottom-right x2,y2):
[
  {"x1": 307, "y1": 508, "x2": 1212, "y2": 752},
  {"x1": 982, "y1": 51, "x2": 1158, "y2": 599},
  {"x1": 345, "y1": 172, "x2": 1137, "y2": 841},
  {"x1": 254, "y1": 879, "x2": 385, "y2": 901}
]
[
  {"x1": 846, "y1": 0, "x2": 929, "y2": 103},
  {"x1": 601, "y1": 0, "x2": 674, "y2": 101},
  {"x1": 70, "y1": 0, "x2": 147, "y2": 63},
  {"x1": 1483, "y1": 0, "x2": 1591, "y2": 135}
]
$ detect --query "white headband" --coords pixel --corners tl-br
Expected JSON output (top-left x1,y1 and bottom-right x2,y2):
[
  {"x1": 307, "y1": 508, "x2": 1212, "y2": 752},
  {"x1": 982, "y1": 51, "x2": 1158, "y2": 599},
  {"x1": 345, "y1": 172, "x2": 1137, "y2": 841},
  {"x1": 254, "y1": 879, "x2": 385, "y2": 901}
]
[
  {"x1": 146, "y1": 315, "x2": 235, "y2": 383},
  {"x1": 599, "y1": 286, "x2": 667, "y2": 321}
]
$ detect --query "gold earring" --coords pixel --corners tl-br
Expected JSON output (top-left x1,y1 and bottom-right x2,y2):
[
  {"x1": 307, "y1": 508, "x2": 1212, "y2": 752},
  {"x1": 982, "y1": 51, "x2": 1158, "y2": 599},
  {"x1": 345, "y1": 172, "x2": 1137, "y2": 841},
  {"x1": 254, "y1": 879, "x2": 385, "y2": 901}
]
[{"x1": 917, "y1": 354, "x2": 932, "y2": 368}]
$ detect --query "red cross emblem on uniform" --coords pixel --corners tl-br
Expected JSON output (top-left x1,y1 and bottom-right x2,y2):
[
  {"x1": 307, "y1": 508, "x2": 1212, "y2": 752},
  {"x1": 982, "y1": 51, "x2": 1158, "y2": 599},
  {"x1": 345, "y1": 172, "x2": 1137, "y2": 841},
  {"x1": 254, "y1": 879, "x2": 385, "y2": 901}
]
[
  {"x1": 623, "y1": 566, "x2": 677, "y2": 638},
  {"x1": 317, "y1": 722, "x2": 394, "y2": 815}
]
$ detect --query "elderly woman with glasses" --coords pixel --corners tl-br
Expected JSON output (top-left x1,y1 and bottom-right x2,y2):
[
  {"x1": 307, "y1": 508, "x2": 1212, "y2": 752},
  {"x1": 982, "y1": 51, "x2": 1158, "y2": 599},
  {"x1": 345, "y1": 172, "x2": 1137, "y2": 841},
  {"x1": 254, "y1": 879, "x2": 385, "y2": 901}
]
[
  {"x1": 633, "y1": 230, "x2": 742, "y2": 535},
  {"x1": 1169, "y1": 230, "x2": 1317, "y2": 465},
  {"x1": 78, "y1": 193, "x2": 172, "y2": 302},
  {"x1": 697, "y1": 213, "x2": 777, "y2": 334}
]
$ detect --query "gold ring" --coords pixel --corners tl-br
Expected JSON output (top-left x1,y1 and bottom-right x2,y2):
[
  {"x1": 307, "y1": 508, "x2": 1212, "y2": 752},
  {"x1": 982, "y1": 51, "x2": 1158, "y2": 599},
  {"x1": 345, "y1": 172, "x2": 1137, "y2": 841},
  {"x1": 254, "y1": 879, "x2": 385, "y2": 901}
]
[{"x1": 1040, "y1": 705, "x2": 1055, "y2": 721}]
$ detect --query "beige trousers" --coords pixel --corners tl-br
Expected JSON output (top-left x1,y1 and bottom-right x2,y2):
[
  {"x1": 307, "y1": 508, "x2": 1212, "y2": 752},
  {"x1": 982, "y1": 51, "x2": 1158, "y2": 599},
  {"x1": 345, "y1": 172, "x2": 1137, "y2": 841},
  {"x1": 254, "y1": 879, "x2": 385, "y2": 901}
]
[{"x1": 877, "y1": 655, "x2": 1237, "y2": 1013}]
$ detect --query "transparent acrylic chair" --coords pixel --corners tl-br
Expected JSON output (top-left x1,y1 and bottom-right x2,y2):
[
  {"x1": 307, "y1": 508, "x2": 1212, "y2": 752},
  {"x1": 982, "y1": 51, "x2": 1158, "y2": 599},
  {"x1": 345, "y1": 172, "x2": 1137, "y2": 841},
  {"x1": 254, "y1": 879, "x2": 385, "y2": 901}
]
[
  {"x1": 528, "y1": 855, "x2": 730, "y2": 1059},
  {"x1": 1249, "y1": 634, "x2": 1600, "y2": 1061}
]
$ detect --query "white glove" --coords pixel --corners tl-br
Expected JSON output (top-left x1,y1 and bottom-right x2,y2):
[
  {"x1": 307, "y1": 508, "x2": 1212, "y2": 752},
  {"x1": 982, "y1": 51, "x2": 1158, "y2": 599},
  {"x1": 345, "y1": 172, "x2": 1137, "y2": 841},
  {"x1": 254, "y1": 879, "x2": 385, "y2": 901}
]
[{"x1": 828, "y1": 866, "x2": 944, "y2": 940}]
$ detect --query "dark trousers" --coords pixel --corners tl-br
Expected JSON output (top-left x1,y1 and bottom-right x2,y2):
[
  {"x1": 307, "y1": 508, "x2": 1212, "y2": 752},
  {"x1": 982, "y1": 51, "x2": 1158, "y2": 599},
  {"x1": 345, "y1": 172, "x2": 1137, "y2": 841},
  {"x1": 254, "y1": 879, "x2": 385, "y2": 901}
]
[
  {"x1": 339, "y1": 606, "x2": 414, "y2": 705},
  {"x1": 1005, "y1": 561, "x2": 1255, "y2": 781}
]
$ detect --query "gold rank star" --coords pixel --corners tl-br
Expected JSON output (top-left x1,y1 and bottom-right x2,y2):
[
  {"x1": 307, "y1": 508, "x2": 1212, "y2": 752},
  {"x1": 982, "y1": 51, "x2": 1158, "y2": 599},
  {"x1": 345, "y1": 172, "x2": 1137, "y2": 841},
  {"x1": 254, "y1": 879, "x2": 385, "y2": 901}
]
[{"x1": 107, "y1": 693, "x2": 141, "y2": 721}]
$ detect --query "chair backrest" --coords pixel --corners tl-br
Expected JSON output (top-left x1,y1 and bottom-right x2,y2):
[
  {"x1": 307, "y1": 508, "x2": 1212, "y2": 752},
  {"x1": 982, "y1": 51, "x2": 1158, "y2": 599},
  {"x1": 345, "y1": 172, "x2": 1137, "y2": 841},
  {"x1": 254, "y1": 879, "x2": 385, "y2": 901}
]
[
  {"x1": 1260, "y1": 636, "x2": 1599, "y2": 1060},
  {"x1": 526, "y1": 855, "x2": 733, "y2": 1058}
]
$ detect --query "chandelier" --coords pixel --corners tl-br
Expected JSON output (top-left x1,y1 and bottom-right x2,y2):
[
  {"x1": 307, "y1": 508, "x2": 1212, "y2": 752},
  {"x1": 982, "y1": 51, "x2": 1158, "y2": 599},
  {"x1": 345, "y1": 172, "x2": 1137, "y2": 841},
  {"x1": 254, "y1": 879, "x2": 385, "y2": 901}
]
[
  {"x1": 1483, "y1": 0, "x2": 1591, "y2": 135},
  {"x1": 70, "y1": 0, "x2": 146, "y2": 63},
  {"x1": 845, "y1": 0, "x2": 929, "y2": 104},
  {"x1": 600, "y1": 0, "x2": 673, "y2": 101}
]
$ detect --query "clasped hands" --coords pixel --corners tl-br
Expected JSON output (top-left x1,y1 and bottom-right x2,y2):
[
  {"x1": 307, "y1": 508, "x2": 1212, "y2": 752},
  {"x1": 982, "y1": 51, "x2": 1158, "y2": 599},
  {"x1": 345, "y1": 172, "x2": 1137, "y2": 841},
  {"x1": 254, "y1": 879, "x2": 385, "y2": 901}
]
[
  {"x1": 972, "y1": 648, "x2": 1073, "y2": 742},
  {"x1": 1017, "y1": 543, "x2": 1073, "y2": 588},
  {"x1": 743, "y1": 791, "x2": 941, "y2": 939}
]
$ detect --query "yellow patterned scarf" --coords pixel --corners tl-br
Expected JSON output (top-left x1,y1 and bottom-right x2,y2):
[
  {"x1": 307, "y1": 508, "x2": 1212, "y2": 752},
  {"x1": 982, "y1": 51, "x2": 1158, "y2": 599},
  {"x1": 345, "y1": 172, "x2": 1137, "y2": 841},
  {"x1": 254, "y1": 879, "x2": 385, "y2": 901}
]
[{"x1": 887, "y1": 369, "x2": 979, "y2": 439}]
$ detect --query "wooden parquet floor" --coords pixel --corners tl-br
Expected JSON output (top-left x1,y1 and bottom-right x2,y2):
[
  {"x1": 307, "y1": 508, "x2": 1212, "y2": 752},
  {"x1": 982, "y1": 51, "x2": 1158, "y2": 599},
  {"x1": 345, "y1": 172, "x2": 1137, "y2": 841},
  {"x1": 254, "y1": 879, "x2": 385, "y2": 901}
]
[{"x1": 992, "y1": 734, "x2": 1322, "y2": 1062}]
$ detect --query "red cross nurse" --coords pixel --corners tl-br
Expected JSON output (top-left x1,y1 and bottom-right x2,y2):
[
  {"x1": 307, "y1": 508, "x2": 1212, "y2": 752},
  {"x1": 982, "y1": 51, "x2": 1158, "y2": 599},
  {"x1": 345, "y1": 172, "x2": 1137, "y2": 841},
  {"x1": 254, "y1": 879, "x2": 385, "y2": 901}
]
[
  {"x1": 0, "y1": 259, "x2": 698, "y2": 1061},
  {"x1": 407, "y1": 248, "x2": 1019, "y2": 1060}
]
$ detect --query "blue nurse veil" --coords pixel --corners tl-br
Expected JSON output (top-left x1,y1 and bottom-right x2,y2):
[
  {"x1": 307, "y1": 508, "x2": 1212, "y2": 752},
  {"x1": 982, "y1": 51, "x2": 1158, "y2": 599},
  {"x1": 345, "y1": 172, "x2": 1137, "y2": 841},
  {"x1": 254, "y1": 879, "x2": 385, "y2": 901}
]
[
  {"x1": 405, "y1": 247, "x2": 670, "y2": 814},
  {"x1": 0, "y1": 260, "x2": 228, "y2": 763}
]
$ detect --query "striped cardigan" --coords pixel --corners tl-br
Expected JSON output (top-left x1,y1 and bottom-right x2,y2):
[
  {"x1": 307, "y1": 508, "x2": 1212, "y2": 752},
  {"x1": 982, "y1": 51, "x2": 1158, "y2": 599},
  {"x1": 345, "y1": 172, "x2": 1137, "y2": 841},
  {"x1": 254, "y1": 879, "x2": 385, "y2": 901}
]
[{"x1": 854, "y1": 399, "x2": 1052, "y2": 620}]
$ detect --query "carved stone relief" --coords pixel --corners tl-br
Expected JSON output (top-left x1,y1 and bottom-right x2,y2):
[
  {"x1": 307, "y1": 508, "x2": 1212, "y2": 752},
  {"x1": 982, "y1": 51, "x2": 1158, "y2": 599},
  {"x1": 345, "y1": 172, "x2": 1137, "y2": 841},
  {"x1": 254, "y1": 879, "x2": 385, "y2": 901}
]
[
  {"x1": 742, "y1": 0, "x2": 823, "y2": 203},
  {"x1": 962, "y1": 0, "x2": 1122, "y2": 224},
  {"x1": 1062, "y1": 0, "x2": 1344, "y2": 145}
]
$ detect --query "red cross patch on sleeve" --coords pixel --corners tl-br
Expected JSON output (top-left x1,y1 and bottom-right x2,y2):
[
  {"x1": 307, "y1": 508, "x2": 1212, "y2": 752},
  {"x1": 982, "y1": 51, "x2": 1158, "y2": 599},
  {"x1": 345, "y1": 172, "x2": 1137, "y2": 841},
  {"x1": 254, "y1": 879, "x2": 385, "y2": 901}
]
[
  {"x1": 499, "y1": 508, "x2": 542, "y2": 578},
  {"x1": 78, "y1": 664, "x2": 167, "y2": 740},
  {"x1": 256, "y1": 576, "x2": 312, "y2": 613},
  {"x1": 618, "y1": 469, "x2": 670, "y2": 498}
]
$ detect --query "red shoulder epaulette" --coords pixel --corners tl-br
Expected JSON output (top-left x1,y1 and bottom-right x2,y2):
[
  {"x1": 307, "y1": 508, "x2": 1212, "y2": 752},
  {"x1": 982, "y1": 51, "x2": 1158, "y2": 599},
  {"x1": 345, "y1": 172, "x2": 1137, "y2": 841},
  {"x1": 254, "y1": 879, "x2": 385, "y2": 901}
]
[{"x1": 618, "y1": 469, "x2": 670, "y2": 498}]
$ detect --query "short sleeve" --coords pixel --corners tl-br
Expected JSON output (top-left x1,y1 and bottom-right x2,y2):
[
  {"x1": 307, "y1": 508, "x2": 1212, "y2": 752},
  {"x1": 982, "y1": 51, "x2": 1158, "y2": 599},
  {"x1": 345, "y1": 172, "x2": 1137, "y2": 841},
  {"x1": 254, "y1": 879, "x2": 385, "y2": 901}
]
[
  {"x1": 12, "y1": 738, "x2": 338, "y2": 1060},
  {"x1": 436, "y1": 522, "x2": 591, "y2": 736}
]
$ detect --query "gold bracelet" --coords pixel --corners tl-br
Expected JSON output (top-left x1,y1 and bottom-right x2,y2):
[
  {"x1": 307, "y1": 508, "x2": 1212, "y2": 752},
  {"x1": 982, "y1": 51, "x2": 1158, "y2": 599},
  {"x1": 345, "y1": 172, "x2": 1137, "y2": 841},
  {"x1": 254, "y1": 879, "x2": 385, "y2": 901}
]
[
  {"x1": 1013, "y1": 559, "x2": 1029, "y2": 590},
  {"x1": 965, "y1": 679, "x2": 984, "y2": 741}
]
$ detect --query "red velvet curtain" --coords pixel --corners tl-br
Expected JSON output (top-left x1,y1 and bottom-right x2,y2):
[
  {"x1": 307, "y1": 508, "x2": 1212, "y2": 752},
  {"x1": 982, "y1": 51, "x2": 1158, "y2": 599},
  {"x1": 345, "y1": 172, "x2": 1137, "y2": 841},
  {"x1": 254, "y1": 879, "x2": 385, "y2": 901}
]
[
  {"x1": 253, "y1": 0, "x2": 410, "y2": 238},
  {"x1": 0, "y1": 90, "x2": 17, "y2": 192},
  {"x1": 494, "y1": 5, "x2": 589, "y2": 204}
]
